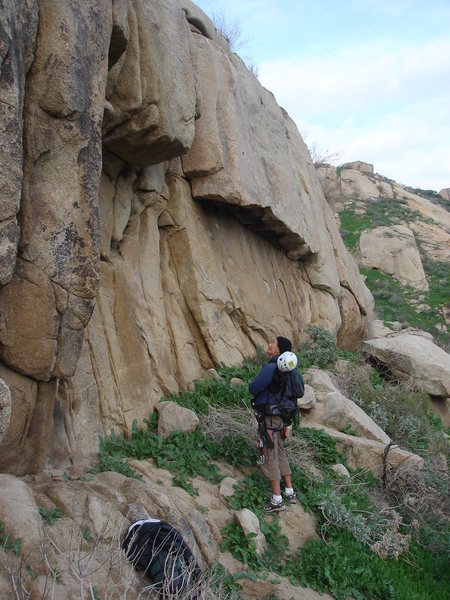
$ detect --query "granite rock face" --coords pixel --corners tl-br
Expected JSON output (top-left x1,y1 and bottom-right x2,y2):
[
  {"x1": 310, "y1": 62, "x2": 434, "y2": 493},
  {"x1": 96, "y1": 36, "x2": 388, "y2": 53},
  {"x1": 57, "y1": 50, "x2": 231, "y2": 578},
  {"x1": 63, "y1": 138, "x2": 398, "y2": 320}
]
[
  {"x1": 0, "y1": 0, "x2": 373, "y2": 473},
  {"x1": 359, "y1": 225, "x2": 429, "y2": 290}
]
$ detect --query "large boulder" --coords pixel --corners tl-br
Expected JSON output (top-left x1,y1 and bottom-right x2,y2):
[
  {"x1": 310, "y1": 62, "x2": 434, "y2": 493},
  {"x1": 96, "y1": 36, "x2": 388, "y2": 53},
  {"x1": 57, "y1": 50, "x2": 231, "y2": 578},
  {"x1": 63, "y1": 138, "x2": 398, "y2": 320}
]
[
  {"x1": 156, "y1": 400, "x2": 199, "y2": 437},
  {"x1": 303, "y1": 424, "x2": 423, "y2": 477},
  {"x1": 103, "y1": 0, "x2": 198, "y2": 165},
  {"x1": 302, "y1": 390, "x2": 391, "y2": 444},
  {"x1": 359, "y1": 225, "x2": 429, "y2": 290},
  {"x1": 361, "y1": 334, "x2": 450, "y2": 397},
  {"x1": 0, "y1": 475, "x2": 44, "y2": 573}
]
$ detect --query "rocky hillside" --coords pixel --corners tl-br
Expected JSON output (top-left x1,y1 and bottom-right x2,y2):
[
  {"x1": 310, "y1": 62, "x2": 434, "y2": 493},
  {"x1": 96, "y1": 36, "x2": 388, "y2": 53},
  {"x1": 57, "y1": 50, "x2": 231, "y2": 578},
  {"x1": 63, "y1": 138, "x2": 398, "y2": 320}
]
[{"x1": 317, "y1": 161, "x2": 450, "y2": 345}]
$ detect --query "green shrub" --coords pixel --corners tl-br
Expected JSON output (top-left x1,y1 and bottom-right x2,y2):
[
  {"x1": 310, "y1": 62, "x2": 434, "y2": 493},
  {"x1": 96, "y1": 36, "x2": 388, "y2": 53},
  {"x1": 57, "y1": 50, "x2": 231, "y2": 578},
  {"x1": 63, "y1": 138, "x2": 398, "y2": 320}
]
[
  {"x1": 227, "y1": 472, "x2": 268, "y2": 516},
  {"x1": 347, "y1": 377, "x2": 440, "y2": 456},
  {"x1": 0, "y1": 521, "x2": 22, "y2": 556},
  {"x1": 220, "y1": 523, "x2": 262, "y2": 568},
  {"x1": 38, "y1": 506, "x2": 63, "y2": 526},
  {"x1": 294, "y1": 427, "x2": 346, "y2": 469},
  {"x1": 168, "y1": 377, "x2": 252, "y2": 415},
  {"x1": 299, "y1": 326, "x2": 338, "y2": 369}
]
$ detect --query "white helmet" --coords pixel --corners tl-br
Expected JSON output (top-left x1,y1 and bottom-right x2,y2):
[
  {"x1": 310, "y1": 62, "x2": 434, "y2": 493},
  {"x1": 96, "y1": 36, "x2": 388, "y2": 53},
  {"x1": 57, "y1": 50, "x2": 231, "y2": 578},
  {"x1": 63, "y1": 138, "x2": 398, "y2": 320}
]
[{"x1": 277, "y1": 351, "x2": 298, "y2": 372}]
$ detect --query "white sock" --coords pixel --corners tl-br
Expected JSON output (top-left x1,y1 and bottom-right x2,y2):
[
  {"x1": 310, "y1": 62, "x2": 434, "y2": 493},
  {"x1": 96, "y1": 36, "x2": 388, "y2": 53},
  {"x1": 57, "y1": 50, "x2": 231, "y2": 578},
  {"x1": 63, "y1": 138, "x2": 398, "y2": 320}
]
[
  {"x1": 285, "y1": 487, "x2": 294, "y2": 495},
  {"x1": 272, "y1": 494, "x2": 282, "y2": 504}
]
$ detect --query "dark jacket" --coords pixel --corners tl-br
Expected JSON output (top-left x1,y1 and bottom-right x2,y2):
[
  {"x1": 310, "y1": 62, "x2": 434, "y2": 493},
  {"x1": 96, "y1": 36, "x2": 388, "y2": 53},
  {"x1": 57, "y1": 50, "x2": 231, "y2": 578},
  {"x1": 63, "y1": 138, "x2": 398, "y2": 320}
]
[{"x1": 249, "y1": 355, "x2": 284, "y2": 409}]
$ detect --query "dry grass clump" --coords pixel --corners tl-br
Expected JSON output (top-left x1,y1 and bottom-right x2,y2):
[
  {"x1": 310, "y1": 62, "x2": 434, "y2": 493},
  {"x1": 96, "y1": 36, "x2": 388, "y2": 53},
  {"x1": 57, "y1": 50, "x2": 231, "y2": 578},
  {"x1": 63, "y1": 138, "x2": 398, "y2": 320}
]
[
  {"x1": 198, "y1": 404, "x2": 256, "y2": 445},
  {"x1": 199, "y1": 404, "x2": 317, "y2": 470},
  {"x1": 376, "y1": 462, "x2": 449, "y2": 554}
]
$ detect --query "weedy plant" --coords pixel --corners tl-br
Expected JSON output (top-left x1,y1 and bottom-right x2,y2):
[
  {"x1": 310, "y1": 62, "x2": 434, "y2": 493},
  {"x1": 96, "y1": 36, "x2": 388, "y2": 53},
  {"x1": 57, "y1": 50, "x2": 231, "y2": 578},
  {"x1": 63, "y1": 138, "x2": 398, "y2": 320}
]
[
  {"x1": 298, "y1": 325, "x2": 338, "y2": 370},
  {"x1": 0, "y1": 521, "x2": 22, "y2": 556},
  {"x1": 38, "y1": 506, "x2": 63, "y2": 526}
]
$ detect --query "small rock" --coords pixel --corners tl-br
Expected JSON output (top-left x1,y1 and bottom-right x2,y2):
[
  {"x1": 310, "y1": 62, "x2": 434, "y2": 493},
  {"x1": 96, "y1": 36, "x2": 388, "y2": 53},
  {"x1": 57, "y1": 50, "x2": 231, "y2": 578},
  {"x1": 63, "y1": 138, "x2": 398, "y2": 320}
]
[
  {"x1": 205, "y1": 369, "x2": 224, "y2": 381},
  {"x1": 219, "y1": 477, "x2": 238, "y2": 500},
  {"x1": 235, "y1": 508, "x2": 266, "y2": 556},
  {"x1": 156, "y1": 401, "x2": 199, "y2": 437},
  {"x1": 331, "y1": 463, "x2": 350, "y2": 478}
]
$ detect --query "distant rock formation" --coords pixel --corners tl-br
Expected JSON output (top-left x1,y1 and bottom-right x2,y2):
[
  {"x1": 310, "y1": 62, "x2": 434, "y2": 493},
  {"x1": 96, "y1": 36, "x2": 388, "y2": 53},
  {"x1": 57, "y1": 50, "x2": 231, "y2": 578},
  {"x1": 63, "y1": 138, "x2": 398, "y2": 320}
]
[
  {"x1": 317, "y1": 162, "x2": 450, "y2": 263},
  {"x1": 342, "y1": 161, "x2": 374, "y2": 174},
  {"x1": 359, "y1": 225, "x2": 429, "y2": 290}
]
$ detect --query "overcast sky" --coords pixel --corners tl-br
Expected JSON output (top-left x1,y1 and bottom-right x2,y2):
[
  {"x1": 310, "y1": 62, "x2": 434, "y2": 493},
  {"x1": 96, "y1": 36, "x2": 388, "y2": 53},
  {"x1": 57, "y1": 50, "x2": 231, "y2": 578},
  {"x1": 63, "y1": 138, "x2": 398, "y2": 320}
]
[{"x1": 193, "y1": 0, "x2": 450, "y2": 192}]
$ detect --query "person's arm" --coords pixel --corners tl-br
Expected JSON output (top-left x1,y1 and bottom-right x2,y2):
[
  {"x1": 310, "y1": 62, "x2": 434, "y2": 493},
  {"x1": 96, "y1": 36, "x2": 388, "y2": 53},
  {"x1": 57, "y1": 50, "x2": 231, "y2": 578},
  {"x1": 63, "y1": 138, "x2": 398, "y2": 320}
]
[{"x1": 249, "y1": 363, "x2": 276, "y2": 396}]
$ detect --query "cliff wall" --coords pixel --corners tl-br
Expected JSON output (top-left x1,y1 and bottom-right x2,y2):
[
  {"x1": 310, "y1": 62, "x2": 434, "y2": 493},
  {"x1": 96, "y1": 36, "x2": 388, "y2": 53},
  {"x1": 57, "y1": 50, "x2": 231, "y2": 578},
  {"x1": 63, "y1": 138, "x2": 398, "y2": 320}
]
[{"x1": 0, "y1": 0, "x2": 373, "y2": 473}]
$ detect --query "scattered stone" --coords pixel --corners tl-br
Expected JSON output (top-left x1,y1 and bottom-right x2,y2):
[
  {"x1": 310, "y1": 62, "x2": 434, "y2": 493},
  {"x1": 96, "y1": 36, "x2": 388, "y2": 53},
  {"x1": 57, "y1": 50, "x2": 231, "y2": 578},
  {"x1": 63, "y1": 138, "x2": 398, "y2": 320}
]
[
  {"x1": 416, "y1": 304, "x2": 431, "y2": 313},
  {"x1": 205, "y1": 369, "x2": 224, "y2": 382},
  {"x1": 219, "y1": 477, "x2": 238, "y2": 500},
  {"x1": 235, "y1": 508, "x2": 266, "y2": 557},
  {"x1": 331, "y1": 463, "x2": 350, "y2": 478},
  {"x1": 370, "y1": 319, "x2": 393, "y2": 338},
  {"x1": 230, "y1": 377, "x2": 245, "y2": 386},
  {"x1": 156, "y1": 401, "x2": 199, "y2": 437}
]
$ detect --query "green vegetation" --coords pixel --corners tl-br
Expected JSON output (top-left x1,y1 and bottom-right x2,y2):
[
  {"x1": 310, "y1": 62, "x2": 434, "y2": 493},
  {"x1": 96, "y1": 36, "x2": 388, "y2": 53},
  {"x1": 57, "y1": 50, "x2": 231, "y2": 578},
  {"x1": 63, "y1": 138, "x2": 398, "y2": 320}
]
[
  {"x1": 297, "y1": 325, "x2": 338, "y2": 370},
  {"x1": 339, "y1": 198, "x2": 424, "y2": 249},
  {"x1": 38, "y1": 506, "x2": 63, "y2": 526},
  {"x1": 360, "y1": 265, "x2": 449, "y2": 345},
  {"x1": 91, "y1": 333, "x2": 448, "y2": 599},
  {"x1": 0, "y1": 521, "x2": 22, "y2": 556}
]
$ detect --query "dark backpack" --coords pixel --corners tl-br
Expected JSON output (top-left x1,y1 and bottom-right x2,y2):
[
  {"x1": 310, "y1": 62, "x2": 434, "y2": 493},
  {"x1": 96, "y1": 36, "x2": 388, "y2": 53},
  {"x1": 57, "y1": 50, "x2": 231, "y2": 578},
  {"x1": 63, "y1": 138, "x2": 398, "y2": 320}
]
[
  {"x1": 269, "y1": 367, "x2": 305, "y2": 424},
  {"x1": 122, "y1": 520, "x2": 202, "y2": 596}
]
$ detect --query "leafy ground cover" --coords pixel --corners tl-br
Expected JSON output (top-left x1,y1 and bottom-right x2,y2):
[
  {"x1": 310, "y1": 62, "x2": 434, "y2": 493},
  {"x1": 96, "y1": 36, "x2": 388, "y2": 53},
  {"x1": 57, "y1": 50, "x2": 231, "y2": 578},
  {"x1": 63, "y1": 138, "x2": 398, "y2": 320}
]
[{"x1": 92, "y1": 330, "x2": 449, "y2": 599}]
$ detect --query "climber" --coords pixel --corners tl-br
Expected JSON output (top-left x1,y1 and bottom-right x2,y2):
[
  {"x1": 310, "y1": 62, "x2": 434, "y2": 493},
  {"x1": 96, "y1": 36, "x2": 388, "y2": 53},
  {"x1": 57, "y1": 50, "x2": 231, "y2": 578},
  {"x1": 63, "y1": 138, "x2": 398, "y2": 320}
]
[{"x1": 249, "y1": 336, "x2": 300, "y2": 513}]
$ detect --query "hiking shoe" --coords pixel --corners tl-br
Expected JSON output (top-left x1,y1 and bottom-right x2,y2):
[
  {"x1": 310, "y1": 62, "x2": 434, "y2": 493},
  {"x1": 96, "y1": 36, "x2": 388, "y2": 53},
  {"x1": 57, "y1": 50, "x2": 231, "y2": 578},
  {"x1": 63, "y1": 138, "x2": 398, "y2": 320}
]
[
  {"x1": 263, "y1": 498, "x2": 286, "y2": 513},
  {"x1": 284, "y1": 491, "x2": 297, "y2": 505}
]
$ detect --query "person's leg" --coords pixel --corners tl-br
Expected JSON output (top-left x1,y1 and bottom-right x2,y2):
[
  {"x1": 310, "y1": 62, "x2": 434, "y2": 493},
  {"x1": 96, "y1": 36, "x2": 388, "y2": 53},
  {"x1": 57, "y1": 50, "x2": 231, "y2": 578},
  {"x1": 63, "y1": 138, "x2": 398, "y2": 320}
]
[
  {"x1": 282, "y1": 474, "x2": 292, "y2": 489},
  {"x1": 260, "y1": 424, "x2": 285, "y2": 513},
  {"x1": 279, "y1": 444, "x2": 297, "y2": 504},
  {"x1": 270, "y1": 480, "x2": 281, "y2": 496}
]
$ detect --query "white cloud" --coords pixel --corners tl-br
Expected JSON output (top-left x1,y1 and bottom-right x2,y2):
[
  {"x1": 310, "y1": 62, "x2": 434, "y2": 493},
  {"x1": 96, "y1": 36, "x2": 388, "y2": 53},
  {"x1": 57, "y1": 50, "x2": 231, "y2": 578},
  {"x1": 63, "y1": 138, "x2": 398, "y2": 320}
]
[{"x1": 258, "y1": 38, "x2": 450, "y2": 190}]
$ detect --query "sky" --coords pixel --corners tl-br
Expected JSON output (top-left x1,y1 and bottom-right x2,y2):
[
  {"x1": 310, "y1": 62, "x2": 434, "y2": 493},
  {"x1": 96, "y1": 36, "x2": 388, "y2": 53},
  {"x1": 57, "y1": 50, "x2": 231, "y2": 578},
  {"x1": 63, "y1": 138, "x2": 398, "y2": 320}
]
[{"x1": 193, "y1": 0, "x2": 450, "y2": 192}]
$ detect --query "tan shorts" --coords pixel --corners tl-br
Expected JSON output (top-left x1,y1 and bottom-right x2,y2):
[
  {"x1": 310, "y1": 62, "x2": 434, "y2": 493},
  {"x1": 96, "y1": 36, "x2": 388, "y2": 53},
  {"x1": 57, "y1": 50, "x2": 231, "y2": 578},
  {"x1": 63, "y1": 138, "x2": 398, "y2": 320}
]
[{"x1": 259, "y1": 415, "x2": 291, "y2": 482}]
